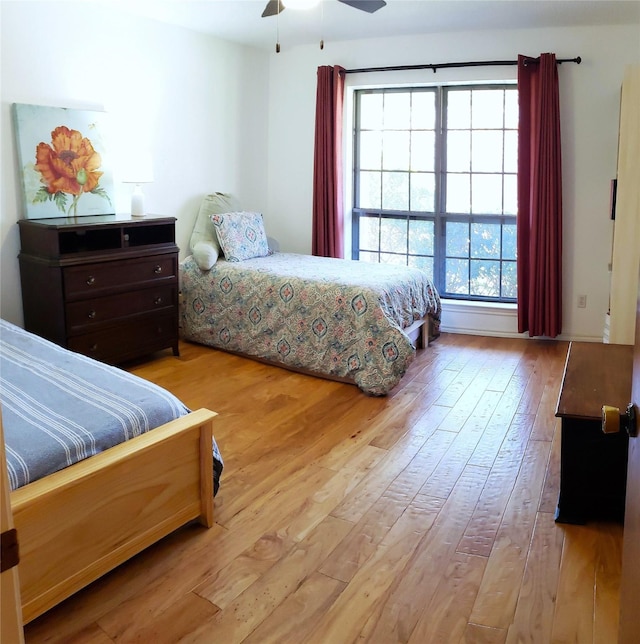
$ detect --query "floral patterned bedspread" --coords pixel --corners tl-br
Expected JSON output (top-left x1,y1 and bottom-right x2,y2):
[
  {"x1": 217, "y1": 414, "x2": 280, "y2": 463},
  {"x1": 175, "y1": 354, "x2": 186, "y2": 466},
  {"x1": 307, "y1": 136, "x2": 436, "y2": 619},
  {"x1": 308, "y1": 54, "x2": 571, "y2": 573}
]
[{"x1": 180, "y1": 253, "x2": 441, "y2": 396}]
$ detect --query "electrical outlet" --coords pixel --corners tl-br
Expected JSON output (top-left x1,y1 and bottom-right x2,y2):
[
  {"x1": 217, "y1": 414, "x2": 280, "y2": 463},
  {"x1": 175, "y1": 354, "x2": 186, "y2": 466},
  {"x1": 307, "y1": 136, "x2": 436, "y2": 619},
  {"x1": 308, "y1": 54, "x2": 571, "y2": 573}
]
[{"x1": 578, "y1": 294, "x2": 587, "y2": 308}]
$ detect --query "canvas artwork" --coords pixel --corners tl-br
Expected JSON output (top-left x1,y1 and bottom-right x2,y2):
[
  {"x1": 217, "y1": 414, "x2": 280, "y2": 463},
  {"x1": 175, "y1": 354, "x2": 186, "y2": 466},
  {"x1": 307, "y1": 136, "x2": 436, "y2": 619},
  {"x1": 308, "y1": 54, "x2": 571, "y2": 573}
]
[{"x1": 13, "y1": 103, "x2": 115, "y2": 219}]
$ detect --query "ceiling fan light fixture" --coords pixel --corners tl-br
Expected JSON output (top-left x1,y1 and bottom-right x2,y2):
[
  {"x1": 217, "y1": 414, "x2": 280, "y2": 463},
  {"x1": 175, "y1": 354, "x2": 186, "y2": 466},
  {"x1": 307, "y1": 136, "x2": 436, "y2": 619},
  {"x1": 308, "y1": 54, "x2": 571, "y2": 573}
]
[{"x1": 283, "y1": 0, "x2": 321, "y2": 10}]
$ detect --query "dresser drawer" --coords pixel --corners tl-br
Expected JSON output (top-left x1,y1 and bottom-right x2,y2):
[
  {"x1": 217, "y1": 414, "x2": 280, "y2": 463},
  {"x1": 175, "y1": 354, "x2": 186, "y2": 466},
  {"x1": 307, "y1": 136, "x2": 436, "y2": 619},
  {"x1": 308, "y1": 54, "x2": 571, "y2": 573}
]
[
  {"x1": 66, "y1": 285, "x2": 177, "y2": 333},
  {"x1": 67, "y1": 312, "x2": 177, "y2": 364},
  {"x1": 64, "y1": 255, "x2": 177, "y2": 300}
]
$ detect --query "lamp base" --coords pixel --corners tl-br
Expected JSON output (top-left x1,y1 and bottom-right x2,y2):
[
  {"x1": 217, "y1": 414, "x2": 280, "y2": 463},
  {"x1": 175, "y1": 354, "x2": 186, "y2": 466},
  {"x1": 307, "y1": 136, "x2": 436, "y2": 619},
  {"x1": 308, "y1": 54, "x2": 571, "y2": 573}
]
[{"x1": 131, "y1": 184, "x2": 146, "y2": 217}]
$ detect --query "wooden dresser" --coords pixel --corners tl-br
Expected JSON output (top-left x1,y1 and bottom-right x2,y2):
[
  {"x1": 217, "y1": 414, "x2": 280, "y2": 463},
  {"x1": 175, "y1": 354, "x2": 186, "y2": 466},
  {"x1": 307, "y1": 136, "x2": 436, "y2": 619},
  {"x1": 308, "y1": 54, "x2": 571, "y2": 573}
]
[
  {"x1": 18, "y1": 215, "x2": 179, "y2": 365},
  {"x1": 554, "y1": 341, "x2": 633, "y2": 524}
]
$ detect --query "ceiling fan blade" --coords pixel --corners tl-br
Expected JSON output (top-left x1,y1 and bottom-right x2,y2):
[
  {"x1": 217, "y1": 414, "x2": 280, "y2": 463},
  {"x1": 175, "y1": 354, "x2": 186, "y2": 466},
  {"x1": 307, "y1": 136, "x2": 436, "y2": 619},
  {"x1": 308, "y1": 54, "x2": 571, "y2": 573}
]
[
  {"x1": 262, "y1": 0, "x2": 285, "y2": 18},
  {"x1": 338, "y1": 0, "x2": 387, "y2": 13}
]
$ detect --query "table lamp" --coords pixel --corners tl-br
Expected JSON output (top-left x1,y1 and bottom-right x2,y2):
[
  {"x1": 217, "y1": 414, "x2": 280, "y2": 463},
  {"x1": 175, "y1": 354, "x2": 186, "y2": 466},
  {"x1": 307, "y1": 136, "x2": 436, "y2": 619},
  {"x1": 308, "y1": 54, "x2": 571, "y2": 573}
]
[{"x1": 123, "y1": 153, "x2": 154, "y2": 217}]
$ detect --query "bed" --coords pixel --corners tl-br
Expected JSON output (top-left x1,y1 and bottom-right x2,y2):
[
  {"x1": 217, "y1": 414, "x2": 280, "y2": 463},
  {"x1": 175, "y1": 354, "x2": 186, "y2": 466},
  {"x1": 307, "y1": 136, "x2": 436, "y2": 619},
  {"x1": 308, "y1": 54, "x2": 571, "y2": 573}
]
[
  {"x1": 180, "y1": 251, "x2": 441, "y2": 396},
  {"x1": 0, "y1": 319, "x2": 222, "y2": 624}
]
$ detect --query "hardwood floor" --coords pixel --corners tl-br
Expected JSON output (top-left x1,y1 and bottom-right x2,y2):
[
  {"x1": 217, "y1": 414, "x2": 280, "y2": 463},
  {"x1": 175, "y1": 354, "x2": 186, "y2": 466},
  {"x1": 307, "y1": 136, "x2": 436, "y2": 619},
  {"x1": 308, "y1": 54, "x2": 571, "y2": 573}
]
[{"x1": 23, "y1": 333, "x2": 623, "y2": 643}]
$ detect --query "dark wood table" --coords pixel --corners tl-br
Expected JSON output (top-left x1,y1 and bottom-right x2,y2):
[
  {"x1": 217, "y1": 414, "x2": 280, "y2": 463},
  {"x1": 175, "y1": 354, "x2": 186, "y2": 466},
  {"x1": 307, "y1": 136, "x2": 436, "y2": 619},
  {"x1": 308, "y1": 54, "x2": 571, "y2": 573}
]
[{"x1": 554, "y1": 341, "x2": 633, "y2": 524}]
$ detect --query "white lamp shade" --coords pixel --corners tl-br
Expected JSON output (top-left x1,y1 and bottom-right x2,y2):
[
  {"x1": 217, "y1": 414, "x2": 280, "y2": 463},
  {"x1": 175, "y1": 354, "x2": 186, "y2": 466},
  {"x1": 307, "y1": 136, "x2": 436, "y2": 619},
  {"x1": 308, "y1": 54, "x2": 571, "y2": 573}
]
[{"x1": 121, "y1": 151, "x2": 154, "y2": 184}]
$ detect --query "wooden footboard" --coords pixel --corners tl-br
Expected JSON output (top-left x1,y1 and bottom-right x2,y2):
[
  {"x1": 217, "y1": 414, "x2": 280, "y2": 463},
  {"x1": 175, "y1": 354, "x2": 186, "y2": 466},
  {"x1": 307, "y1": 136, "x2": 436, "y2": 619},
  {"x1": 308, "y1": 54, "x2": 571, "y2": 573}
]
[{"x1": 10, "y1": 408, "x2": 217, "y2": 624}]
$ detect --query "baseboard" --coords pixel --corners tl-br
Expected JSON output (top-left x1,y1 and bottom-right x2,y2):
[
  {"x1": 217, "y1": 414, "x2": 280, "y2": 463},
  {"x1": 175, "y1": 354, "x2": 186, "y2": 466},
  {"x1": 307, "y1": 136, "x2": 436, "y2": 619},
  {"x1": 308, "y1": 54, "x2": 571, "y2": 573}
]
[
  {"x1": 440, "y1": 300, "x2": 603, "y2": 343},
  {"x1": 441, "y1": 299, "x2": 519, "y2": 338}
]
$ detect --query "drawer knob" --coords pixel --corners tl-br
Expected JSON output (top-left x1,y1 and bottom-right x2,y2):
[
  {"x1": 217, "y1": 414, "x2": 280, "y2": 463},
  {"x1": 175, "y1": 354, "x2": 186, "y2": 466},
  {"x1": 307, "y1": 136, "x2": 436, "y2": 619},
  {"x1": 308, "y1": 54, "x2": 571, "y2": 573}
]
[
  {"x1": 88, "y1": 310, "x2": 96, "y2": 319},
  {"x1": 154, "y1": 296, "x2": 163, "y2": 305},
  {"x1": 89, "y1": 343, "x2": 98, "y2": 352},
  {"x1": 86, "y1": 276, "x2": 96, "y2": 285},
  {"x1": 154, "y1": 265, "x2": 162, "y2": 274}
]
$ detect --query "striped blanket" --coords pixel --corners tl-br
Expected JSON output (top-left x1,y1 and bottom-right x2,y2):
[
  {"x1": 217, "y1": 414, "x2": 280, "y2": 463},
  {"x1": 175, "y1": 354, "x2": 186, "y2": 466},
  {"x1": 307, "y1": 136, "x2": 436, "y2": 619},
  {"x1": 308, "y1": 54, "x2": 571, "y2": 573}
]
[{"x1": 0, "y1": 320, "x2": 223, "y2": 492}]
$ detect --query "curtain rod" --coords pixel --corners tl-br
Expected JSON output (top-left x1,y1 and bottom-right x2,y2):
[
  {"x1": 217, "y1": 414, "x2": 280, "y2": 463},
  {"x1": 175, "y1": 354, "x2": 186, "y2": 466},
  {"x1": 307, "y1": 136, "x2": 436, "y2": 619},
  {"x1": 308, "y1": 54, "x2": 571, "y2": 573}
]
[{"x1": 344, "y1": 56, "x2": 582, "y2": 74}]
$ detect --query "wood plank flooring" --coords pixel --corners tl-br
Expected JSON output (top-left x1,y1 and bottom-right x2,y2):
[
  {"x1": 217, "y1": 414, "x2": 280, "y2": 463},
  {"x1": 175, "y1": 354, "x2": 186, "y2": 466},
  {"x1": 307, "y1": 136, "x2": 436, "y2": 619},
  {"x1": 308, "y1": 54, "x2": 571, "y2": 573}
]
[{"x1": 23, "y1": 333, "x2": 624, "y2": 643}]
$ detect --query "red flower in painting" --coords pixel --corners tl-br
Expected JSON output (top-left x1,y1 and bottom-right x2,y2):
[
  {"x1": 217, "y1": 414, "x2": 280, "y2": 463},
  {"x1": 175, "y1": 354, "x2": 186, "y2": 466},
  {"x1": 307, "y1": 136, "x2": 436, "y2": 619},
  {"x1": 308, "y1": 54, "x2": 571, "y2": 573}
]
[
  {"x1": 33, "y1": 125, "x2": 110, "y2": 216},
  {"x1": 35, "y1": 126, "x2": 103, "y2": 196}
]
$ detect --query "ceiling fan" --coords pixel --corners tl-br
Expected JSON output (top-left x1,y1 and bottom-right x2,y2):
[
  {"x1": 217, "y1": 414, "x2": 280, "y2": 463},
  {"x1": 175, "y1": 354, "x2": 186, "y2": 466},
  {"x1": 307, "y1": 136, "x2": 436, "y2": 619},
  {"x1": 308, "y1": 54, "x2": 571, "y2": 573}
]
[{"x1": 262, "y1": 0, "x2": 387, "y2": 18}]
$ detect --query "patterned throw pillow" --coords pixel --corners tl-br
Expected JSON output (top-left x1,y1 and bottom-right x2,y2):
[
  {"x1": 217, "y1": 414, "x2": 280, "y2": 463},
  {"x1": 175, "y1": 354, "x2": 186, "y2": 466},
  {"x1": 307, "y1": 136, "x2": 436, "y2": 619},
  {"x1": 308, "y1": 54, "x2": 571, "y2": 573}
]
[{"x1": 211, "y1": 211, "x2": 272, "y2": 262}]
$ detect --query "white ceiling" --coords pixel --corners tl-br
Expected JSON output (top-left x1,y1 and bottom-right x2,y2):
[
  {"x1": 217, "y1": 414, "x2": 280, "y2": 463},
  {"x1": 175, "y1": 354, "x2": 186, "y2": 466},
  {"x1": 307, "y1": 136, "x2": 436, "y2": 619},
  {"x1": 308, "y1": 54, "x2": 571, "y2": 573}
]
[{"x1": 103, "y1": 0, "x2": 640, "y2": 51}]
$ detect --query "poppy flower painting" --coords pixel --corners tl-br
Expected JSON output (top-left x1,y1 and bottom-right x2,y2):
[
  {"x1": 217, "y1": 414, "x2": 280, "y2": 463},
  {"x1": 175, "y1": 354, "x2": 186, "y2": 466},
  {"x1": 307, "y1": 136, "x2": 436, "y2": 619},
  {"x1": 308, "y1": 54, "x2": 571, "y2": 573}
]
[{"x1": 13, "y1": 103, "x2": 115, "y2": 219}]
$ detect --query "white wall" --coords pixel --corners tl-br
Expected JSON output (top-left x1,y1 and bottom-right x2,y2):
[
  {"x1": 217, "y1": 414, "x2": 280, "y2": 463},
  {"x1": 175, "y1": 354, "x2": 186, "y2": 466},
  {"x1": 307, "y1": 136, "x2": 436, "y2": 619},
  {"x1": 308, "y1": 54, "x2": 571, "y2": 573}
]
[
  {"x1": 0, "y1": 1, "x2": 269, "y2": 326},
  {"x1": 2, "y1": 3, "x2": 638, "y2": 342},
  {"x1": 266, "y1": 25, "x2": 640, "y2": 341}
]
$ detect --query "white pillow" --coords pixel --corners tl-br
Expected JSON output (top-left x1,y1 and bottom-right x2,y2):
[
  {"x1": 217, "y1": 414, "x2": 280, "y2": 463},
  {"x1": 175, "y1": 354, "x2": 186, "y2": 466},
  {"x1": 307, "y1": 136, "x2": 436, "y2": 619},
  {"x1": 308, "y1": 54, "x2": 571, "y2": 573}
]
[
  {"x1": 192, "y1": 240, "x2": 219, "y2": 271},
  {"x1": 189, "y1": 193, "x2": 239, "y2": 270}
]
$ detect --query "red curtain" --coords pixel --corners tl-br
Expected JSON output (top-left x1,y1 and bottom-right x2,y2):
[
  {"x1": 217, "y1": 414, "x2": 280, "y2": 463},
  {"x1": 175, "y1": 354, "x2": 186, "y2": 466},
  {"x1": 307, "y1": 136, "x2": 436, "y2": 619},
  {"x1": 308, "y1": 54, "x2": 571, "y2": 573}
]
[
  {"x1": 312, "y1": 65, "x2": 345, "y2": 258},
  {"x1": 517, "y1": 53, "x2": 563, "y2": 337}
]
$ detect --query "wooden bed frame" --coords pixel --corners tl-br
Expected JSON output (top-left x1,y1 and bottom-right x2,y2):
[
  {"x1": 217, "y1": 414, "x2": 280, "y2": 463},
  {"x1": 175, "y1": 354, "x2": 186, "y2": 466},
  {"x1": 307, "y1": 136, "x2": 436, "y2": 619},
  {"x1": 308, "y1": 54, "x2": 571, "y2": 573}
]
[
  {"x1": 9, "y1": 407, "x2": 217, "y2": 624},
  {"x1": 405, "y1": 315, "x2": 433, "y2": 350}
]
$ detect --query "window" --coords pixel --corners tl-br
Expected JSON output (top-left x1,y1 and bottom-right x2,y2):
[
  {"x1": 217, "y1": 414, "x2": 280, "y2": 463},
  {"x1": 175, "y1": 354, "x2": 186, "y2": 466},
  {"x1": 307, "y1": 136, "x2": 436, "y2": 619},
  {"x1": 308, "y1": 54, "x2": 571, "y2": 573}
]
[{"x1": 352, "y1": 85, "x2": 518, "y2": 302}]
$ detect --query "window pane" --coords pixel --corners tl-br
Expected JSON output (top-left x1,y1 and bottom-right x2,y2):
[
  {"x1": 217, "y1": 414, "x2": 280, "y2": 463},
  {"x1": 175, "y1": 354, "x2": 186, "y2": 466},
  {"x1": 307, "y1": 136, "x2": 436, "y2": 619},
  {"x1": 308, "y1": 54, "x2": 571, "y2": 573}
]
[
  {"x1": 359, "y1": 215, "x2": 380, "y2": 251},
  {"x1": 502, "y1": 224, "x2": 516, "y2": 260},
  {"x1": 470, "y1": 260, "x2": 500, "y2": 296},
  {"x1": 383, "y1": 131, "x2": 410, "y2": 171},
  {"x1": 411, "y1": 131, "x2": 435, "y2": 171},
  {"x1": 447, "y1": 131, "x2": 471, "y2": 172},
  {"x1": 446, "y1": 221, "x2": 469, "y2": 257},
  {"x1": 409, "y1": 255, "x2": 434, "y2": 279},
  {"x1": 359, "y1": 171, "x2": 381, "y2": 209},
  {"x1": 471, "y1": 174, "x2": 502, "y2": 214},
  {"x1": 360, "y1": 251, "x2": 379, "y2": 263},
  {"x1": 383, "y1": 92, "x2": 410, "y2": 129},
  {"x1": 409, "y1": 256, "x2": 434, "y2": 278},
  {"x1": 410, "y1": 173, "x2": 435, "y2": 212},
  {"x1": 472, "y1": 131, "x2": 504, "y2": 173},
  {"x1": 504, "y1": 130, "x2": 518, "y2": 173},
  {"x1": 380, "y1": 218, "x2": 407, "y2": 253},
  {"x1": 411, "y1": 91, "x2": 436, "y2": 129},
  {"x1": 502, "y1": 261, "x2": 517, "y2": 298},
  {"x1": 471, "y1": 222, "x2": 501, "y2": 259},
  {"x1": 447, "y1": 91, "x2": 471, "y2": 129},
  {"x1": 361, "y1": 93, "x2": 383, "y2": 130},
  {"x1": 504, "y1": 174, "x2": 517, "y2": 215},
  {"x1": 409, "y1": 219, "x2": 434, "y2": 255},
  {"x1": 447, "y1": 174, "x2": 471, "y2": 213},
  {"x1": 359, "y1": 131, "x2": 382, "y2": 170},
  {"x1": 382, "y1": 172, "x2": 409, "y2": 210},
  {"x1": 446, "y1": 258, "x2": 469, "y2": 294},
  {"x1": 504, "y1": 90, "x2": 518, "y2": 129},
  {"x1": 380, "y1": 252, "x2": 407, "y2": 266},
  {"x1": 354, "y1": 85, "x2": 517, "y2": 304},
  {"x1": 472, "y1": 90, "x2": 504, "y2": 128}
]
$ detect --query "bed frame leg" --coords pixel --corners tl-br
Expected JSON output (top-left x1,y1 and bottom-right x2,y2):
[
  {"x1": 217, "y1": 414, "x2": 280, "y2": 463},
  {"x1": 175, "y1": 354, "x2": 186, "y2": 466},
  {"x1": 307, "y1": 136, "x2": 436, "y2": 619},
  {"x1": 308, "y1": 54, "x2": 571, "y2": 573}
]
[{"x1": 418, "y1": 318, "x2": 430, "y2": 349}]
